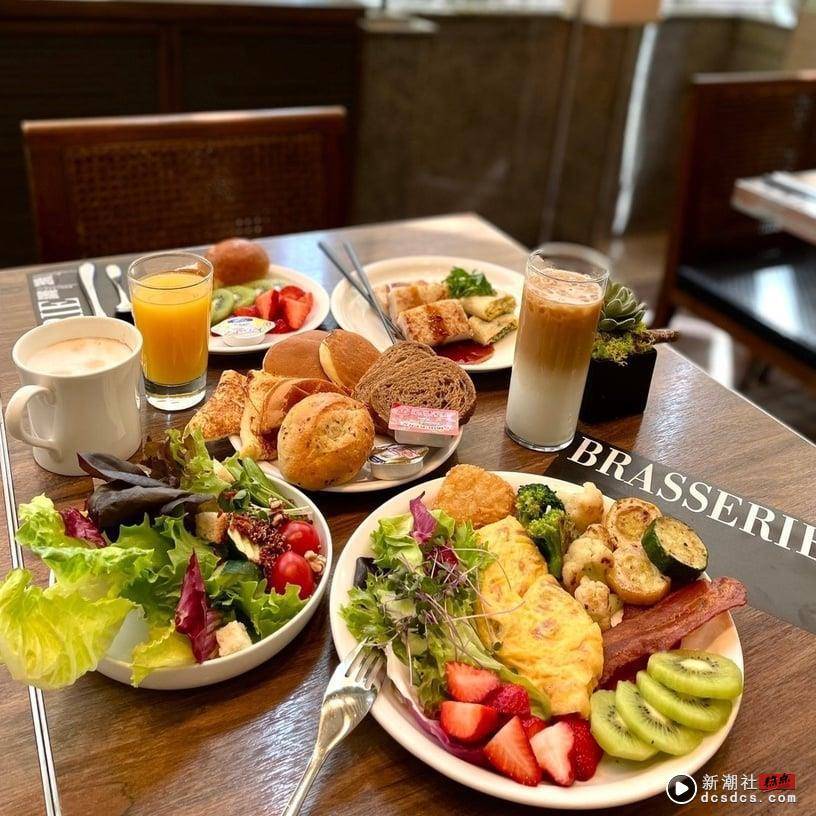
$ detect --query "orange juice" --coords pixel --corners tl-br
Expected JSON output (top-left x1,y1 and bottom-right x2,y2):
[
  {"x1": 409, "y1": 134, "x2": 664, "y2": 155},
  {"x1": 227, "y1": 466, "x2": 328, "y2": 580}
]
[{"x1": 131, "y1": 271, "x2": 211, "y2": 386}]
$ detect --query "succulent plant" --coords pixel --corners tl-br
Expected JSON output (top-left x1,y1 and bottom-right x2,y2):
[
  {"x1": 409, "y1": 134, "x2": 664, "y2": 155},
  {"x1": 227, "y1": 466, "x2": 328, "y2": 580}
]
[{"x1": 598, "y1": 281, "x2": 647, "y2": 332}]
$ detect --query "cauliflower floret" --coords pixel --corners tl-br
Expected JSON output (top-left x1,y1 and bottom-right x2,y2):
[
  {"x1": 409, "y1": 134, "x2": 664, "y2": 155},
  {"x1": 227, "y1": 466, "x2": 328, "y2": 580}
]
[
  {"x1": 563, "y1": 482, "x2": 605, "y2": 534},
  {"x1": 582, "y1": 522, "x2": 615, "y2": 551},
  {"x1": 562, "y1": 534, "x2": 614, "y2": 593},
  {"x1": 215, "y1": 621, "x2": 252, "y2": 657},
  {"x1": 574, "y1": 577, "x2": 622, "y2": 631}
]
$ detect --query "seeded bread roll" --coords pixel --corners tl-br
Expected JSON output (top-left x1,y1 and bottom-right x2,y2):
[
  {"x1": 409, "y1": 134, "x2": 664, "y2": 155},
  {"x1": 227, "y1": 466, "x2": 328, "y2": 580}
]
[{"x1": 351, "y1": 341, "x2": 476, "y2": 433}]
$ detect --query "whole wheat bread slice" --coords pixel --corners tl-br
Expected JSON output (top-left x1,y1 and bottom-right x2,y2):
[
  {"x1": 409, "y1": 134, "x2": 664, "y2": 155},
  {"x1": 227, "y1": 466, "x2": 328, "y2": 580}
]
[{"x1": 351, "y1": 341, "x2": 476, "y2": 432}]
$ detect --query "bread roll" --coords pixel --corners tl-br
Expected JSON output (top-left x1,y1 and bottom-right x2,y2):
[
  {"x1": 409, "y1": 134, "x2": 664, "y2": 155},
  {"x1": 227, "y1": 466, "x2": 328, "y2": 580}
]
[
  {"x1": 207, "y1": 238, "x2": 269, "y2": 287},
  {"x1": 277, "y1": 393, "x2": 374, "y2": 490}
]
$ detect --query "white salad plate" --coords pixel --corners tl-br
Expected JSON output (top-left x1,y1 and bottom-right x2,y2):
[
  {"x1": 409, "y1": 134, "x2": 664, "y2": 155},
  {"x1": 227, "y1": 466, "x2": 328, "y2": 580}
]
[
  {"x1": 209, "y1": 264, "x2": 330, "y2": 355},
  {"x1": 329, "y1": 472, "x2": 743, "y2": 809},
  {"x1": 228, "y1": 431, "x2": 462, "y2": 493},
  {"x1": 97, "y1": 477, "x2": 332, "y2": 690},
  {"x1": 329, "y1": 256, "x2": 524, "y2": 373}
]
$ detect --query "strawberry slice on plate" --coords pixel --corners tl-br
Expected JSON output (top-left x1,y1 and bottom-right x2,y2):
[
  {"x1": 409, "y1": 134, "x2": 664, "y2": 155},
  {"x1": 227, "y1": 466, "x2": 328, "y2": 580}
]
[
  {"x1": 281, "y1": 291, "x2": 313, "y2": 329},
  {"x1": 445, "y1": 662, "x2": 500, "y2": 703},
  {"x1": 483, "y1": 716, "x2": 542, "y2": 787},
  {"x1": 233, "y1": 305, "x2": 259, "y2": 318},
  {"x1": 439, "y1": 701, "x2": 500, "y2": 745},
  {"x1": 279, "y1": 285, "x2": 306, "y2": 300},
  {"x1": 255, "y1": 289, "x2": 279, "y2": 321},
  {"x1": 520, "y1": 715, "x2": 548, "y2": 740},
  {"x1": 559, "y1": 715, "x2": 603, "y2": 781},
  {"x1": 530, "y1": 721, "x2": 575, "y2": 787},
  {"x1": 484, "y1": 683, "x2": 531, "y2": 717}
]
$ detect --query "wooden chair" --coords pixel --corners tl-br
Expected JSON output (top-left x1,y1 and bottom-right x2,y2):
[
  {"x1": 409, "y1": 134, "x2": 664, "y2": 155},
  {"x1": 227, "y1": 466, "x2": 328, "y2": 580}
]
[
  {"x1": 654, "y1": 72, "x2": 816, "y2": 388},
  {"x1": 22, "y1": 107, "x2": 348, "y2": 263}
]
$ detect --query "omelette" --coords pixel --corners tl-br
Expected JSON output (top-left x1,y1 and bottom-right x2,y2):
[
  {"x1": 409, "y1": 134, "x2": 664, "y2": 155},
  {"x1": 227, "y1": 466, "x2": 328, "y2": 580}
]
[{"x1": 475, "y1": 517, "x2": 603, "y2": 718}]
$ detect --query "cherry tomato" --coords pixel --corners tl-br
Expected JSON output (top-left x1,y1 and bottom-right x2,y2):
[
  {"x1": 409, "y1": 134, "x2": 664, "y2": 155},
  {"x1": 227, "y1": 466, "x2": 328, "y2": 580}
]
[
  {"x1": 271, "y1": 551, "x2": 315, "y2": 599},
  {"x1": 282, "y1": 520, "x2": 321, "y2": 557}
]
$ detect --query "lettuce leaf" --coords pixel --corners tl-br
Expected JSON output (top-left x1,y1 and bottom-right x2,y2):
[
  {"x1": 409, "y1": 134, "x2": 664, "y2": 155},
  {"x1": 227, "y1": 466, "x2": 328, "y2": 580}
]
[
  {"x1": 212, "y1": 578, "x2": 305, "y2": 640},
  {"x1": 167, "y1": 429, "x2": 230, "y2": 496},
  {"x1": 409, "y1": 495, "x2": 437, "y2": 544},
  {"x1": 58, "y1": 507, "x2": 106, "y2": 547},
  {"x1": 16, "y1": 495, "x2": 79, "y2": 551},
  {"x1": 175, "y1": 553, "x2": 220, "y2": 662},
  {"x1": 0, "y1": 569, "x2": 133, "y2": 689},
  {"x1": 130, "y1": 623, "x2": 195, "y2": 686}
]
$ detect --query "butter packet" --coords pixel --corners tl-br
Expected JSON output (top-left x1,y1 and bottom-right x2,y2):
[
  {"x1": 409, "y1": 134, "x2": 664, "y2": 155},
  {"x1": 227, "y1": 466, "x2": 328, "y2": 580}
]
[{"x1": 211, "y1": 316, "x2": 274, "y2": 346}]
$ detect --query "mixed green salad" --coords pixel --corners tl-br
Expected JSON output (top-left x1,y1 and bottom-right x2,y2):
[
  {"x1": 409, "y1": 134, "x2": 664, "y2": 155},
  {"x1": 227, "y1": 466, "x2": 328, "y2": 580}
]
[
  {"x1": 0, "y1": 431, "x2": 324, "y2": 690},
  {"x1": 341, "y1": 495, "x2": 549, "y2": 720}
]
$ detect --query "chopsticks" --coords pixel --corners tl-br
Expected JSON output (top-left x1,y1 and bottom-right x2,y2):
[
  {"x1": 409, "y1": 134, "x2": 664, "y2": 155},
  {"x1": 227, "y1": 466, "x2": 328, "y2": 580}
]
[
  {"x1": 317, "y1": 240, "x2": 404, "y2": 344},
  {"x1": 0, "y1": 399, "x2": 62, "y2": 816}
]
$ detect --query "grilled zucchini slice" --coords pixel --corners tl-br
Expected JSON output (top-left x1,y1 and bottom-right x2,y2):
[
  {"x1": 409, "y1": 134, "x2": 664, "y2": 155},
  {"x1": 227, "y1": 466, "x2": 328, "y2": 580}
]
[
  {"x1": 642, "y1": 516, "x2": 708, "y2": 582},
  {"x1": 604, "y1": 497, "x2": 662, "y2": 549},
  {"x1": 608, "y1": 546, "x2": 670, "y2": 606}
]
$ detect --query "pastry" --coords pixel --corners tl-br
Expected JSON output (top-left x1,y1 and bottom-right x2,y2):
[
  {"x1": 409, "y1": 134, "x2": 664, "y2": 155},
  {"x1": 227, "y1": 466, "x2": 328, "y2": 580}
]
[
  {"x1": 319, "y1": 330, "x2": 380, "y2": 390},
  {"x1": 262, "y1": 330, "x2": 329, "y2": 381}
]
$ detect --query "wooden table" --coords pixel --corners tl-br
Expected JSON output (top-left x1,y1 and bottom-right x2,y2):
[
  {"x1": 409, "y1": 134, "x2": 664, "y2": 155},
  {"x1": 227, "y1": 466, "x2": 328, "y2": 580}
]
[
  {"x1": 732, "y1": 170, "x2": 816, "y2": 246},
  {"x1": 1, "y1": 213, "x2": 815, "y2": 816}
]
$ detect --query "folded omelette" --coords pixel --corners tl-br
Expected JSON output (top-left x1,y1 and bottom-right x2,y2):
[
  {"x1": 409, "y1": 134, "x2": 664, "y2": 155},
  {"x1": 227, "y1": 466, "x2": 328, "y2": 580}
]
[{"x1": 475, "y1": 517, "x2": 603, "y2": 717}]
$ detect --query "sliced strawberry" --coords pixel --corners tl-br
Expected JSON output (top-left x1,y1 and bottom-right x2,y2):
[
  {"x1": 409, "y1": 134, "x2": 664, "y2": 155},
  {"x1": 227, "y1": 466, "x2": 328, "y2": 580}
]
[
  {"x1": 520, "y1": 715, "x2": 547, "y2": 740},
  {"x1": 445, "y1": 662, "x2": 500, "y2": 703},
  {"x1": 484, "y1": 683, "x2": 531, "y2": 717},
  {"x1": 269, "y1": 318, "x2": 293, "y2": 334},
  {"x1": 559, "y1": 715, "x2": 603, "y2": 781},
  {"x1": 439, "y1": 701, "x2": 500, "y2": 745},
  {"x1": 279, "y1": 285, "x2": 306, "y2": 300},
  {"x1": 255, "y1": 289, "x2": 279, "y2": 321},
  {"x1": 233, "y1": 305, "x2": 260, "y2": 318},
  {"x1": 282, "y1": 297, "x2": 311, "y2": 329},
  {"x1": 483, "y1": 717, "x2": 542, "y2": 787},
  {"x1": 530, "y1": 721, "x2": 575, "y2": 787}
]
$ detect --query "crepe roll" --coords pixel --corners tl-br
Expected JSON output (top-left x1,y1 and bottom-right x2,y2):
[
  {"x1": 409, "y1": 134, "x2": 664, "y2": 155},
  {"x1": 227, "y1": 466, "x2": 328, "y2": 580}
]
[
  {"x1": 387, "y1": 282, "x2": 449, "y2": 321},
  {"x1": 468, "y1": 314, "x2": 518, "y2": 346},
  {"x1": 396, "y1": 299, "x2": 472, "y2": 347},
  {"x1": 460, "y1": 291, "x2": 516, "y2": 321}
]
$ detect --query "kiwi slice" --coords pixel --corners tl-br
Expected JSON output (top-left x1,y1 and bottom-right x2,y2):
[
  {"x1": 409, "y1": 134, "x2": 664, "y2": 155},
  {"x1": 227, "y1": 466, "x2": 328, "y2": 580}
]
[
  {"x1": 589, "y1": 690, "x2": 657, "y2": 761},
  {"x1": 211, "y1": 288, "x2": 236, "y2": 324},
  {"x1": 648, "y1": 650, "x2": 743, "y2": 700},
  {"x1": 226, "y1": 285, "x2": 256, "y2": 308},
  {"x1": 245, "y1": 278, "x2": 274, "y2": 296},
  {"x1": 636, "y1": 670, "x2": 731, "y2": 732},
  {"x1": 616, "y1": 681, "x2": 703, "y2": 756}
]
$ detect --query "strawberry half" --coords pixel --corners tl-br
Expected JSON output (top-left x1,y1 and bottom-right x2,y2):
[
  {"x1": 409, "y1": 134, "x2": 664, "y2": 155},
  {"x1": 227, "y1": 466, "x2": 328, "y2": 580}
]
[
  {"x1": 439, "y1": 702, "x2": 500, "y2": 745},
  {"x1": 282, "y1": 296, "x2": 311, "y2": 329},
  {"x1": 484, "y1": 683, "x2": 531, "y2": 717},
  {"x1": 483, "y1": 717, "x2": 542, "y2": 787},
  {"x1": 445, "y1": 662, "x2": 500, "y2": 703},
  {"x1": 520, "y1": 715, "x2": 548, "y2": 740},
  {"x1": 530, "y1": 721, "x2": 575, "y2": 787},
  {"x1": 255, "y1": 289, "x2": 279, "y2": 321},
  {"x1": 559, "y1": 715, "x2": 603, "y2": 781}
]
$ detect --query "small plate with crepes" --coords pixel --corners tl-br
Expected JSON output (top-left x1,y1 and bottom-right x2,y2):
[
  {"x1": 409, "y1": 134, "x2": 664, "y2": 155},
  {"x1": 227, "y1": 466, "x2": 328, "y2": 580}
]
[
  {"x1": 330, "y1": 256, "x2": 525, "y2": 373},
  {"x1": 189, "y1": 330, "x2": 475, "y2": 493},
  {"x1": 330, "y1": 468, "x2": 746, "y2": 808}
]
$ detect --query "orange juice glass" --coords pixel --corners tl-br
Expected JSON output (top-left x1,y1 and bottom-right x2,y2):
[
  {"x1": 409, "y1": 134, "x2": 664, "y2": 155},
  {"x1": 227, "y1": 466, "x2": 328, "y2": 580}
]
[{"x1": 128, "y1": 251, "x2": 213, "y2": 411}]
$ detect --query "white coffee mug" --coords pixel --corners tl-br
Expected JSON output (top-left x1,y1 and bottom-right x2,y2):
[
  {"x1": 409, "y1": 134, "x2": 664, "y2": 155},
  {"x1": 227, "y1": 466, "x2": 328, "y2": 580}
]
[{"x1": 6, "y1": 316, "x2": 143, "y2": 475}]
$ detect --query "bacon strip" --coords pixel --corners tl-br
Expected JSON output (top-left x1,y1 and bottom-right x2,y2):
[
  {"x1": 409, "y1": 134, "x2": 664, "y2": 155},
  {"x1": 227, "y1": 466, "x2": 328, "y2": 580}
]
[{"x1": 601, "y1": 577, "x2": 747, "y2": 685}]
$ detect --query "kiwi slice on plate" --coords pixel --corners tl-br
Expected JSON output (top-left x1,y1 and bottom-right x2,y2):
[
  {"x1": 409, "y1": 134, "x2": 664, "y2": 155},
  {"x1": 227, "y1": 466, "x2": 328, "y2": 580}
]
[
  {"x1": 226, "y1": 285, "x2": 256, "y2": 308},
  {"x1": 590, "y1": 690, "x2": 657, "y2": 761},
  {"x1": 616, "y1": 681, "x2": 703, "y2": 756},
  {"x1": 245, "y1": 278, "x2": 274, "y2": 295},
  {"x1": 211, "y1": 288, "x2": 236, "y2": 324},
  {"x1": 636, "y1": 670, "x2": 731, "y2": 732},
  {"x1": 648, "y1": 650, "x2": 743, "y2": 700}
]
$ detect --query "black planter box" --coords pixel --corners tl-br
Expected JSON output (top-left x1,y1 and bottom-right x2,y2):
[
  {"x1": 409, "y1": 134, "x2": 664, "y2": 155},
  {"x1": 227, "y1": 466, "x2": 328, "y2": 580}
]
[{"x1": 579, "y1": 348, "x2": 657, "y2": 424}]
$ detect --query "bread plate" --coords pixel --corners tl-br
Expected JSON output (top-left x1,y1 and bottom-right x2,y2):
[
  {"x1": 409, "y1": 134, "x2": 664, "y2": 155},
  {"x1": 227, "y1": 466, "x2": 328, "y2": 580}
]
[
  {"x1": 330, "y1": 256, "x2": 524, "y2": 372},
  {"x1": 95, "y1": 477, "x2": 332, "y2": 690},
  {"x1": 209, "y1": 264, "x2": 330, "y2": 355},
  {"x1": 228, "y1": 431, "x2": 462, "y2": 493},
  {"x1": 329, "y1": 472, "x2": 743, "y2": 809}
]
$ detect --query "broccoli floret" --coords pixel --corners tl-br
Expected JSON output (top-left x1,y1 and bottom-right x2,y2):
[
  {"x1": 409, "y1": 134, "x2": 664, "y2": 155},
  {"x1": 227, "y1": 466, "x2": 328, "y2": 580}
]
[
  {"x1": 527, "y1": 508, "x2": 572, "y2": 580},
  {"x1": 515, "y1": 483, "x2": 565, "y2": 527}
]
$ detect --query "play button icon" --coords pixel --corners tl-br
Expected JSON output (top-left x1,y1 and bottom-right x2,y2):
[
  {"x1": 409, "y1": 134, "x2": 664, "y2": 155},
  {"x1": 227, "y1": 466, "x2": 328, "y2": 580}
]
[{"x1": 666, "y1": 774, "x2": 697, "y2": 804}]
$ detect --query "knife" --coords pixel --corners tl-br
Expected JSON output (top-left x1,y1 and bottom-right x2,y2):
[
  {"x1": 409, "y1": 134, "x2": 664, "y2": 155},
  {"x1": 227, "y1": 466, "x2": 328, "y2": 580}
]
[{"x1": 78, "y1": 262, "x2": 108, "y2": 317}]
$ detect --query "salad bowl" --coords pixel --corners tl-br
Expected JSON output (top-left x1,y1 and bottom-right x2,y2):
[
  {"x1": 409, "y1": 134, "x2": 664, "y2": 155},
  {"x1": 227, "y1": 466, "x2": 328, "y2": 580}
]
[{"x1": 329, "y1": 472, "x2": 743, "y2": 809}]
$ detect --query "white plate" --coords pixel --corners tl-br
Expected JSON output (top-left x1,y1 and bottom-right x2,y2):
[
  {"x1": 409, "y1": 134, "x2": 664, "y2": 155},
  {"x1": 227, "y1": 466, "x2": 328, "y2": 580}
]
[
  {"x1": 209, "y1": 264, "x2": 330, "y2": 355},
  {"x1": 329, "y1": 472, "x2": 743, "y2": 809},
  {"x1": 228, "y1": 432, "x2": 462, "y2": 493},
  {"x1": 96, "y1": 477, "x2": 332, "y2": 690},
  {"x1": 330, "y1": 256, "x2": 524, "y2": 373}
]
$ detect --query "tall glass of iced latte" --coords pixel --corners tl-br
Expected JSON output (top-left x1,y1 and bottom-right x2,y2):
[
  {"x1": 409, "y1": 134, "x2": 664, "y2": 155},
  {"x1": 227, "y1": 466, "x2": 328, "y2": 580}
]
[{"x1": 505, "y1": 244, "x2": 608, "y2": 451}]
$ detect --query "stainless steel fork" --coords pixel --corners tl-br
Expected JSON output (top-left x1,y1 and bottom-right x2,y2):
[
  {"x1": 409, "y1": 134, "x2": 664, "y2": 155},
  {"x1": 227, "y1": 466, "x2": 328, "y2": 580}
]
[{"x1": 282, "y1": 643, "x2": 385, "y2": 816}]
